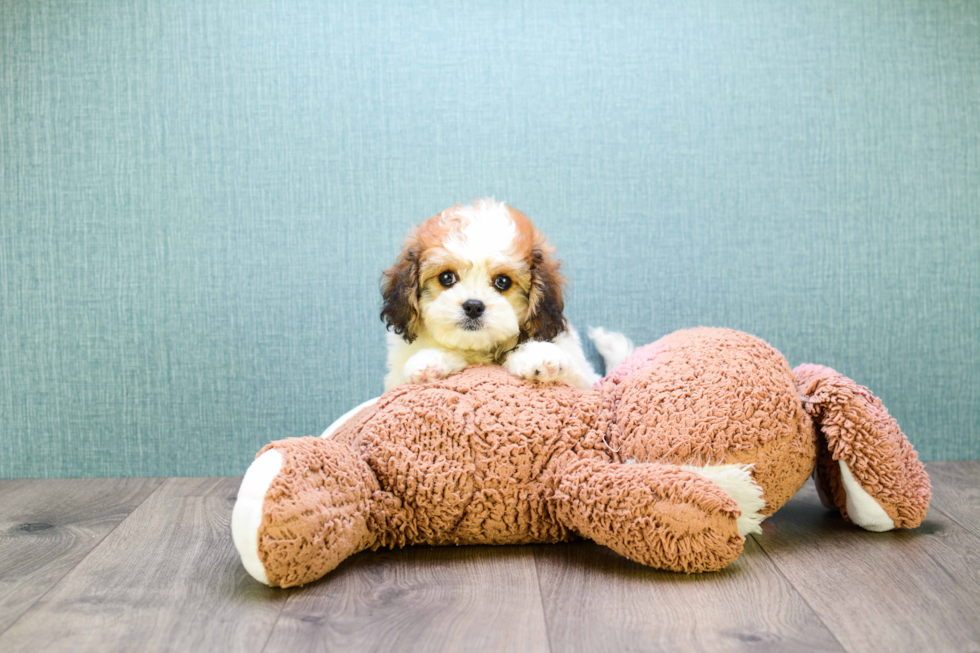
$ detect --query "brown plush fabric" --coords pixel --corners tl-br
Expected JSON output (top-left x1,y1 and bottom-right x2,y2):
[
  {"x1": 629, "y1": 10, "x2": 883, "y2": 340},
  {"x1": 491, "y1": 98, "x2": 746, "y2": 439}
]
[
  {"x1": 794, "y1": 364, "x2": 931, "y2": 528},
  {"x1": 259, "y1": 365, "x2": 749, "y2": 586},
  {"x1": 251, "y1": 327, "x2": 930, "y2": 587},
  {"x1": 330, "y1": 403, "x2": 377, "y2": 445},
  {"x1": 603, "y1": 328, "x2": 817, "y2": 516},
  {"x1": 350, "y1": 373, "x2": 597, "y2": 549}
]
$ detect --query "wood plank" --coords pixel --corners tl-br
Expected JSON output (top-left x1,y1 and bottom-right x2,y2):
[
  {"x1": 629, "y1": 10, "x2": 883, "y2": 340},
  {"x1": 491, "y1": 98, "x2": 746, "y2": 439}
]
[
  {"x1": 264, "y1": 545, "x2": 550, "y2": 653},
  {"x1": 534, "y1": 538, "x2": 843, "y2": 652},
  {"x1": 0, "y1": 477, "x2": 162, "y2": 634},
  {"x1": 924, "y1": 460, "x2": 980, "y2": 538},
  {"x1": 0, "y1": 477, "x2": 287, "y2": 653},
  {"x1": 753, "y1": 478, "x2": 980, "y2": 653}
]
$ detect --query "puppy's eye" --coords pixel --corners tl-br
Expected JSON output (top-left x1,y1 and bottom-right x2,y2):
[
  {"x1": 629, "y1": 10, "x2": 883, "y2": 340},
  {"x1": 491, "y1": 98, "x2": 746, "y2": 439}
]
[
  {"x1": 438, "y1": 271, "x2": 457, "y2": 287},
  {"x1": 493, "y1": 274, "x2": 512, "y2": 292}
]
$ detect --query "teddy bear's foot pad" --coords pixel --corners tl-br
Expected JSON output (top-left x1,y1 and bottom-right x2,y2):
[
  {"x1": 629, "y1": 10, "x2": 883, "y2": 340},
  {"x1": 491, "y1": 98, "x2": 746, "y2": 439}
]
[
  {"x1": 838, "y1": 460, "x2": 895, "y2": 532},
  {"x1": 231, "y1": 449, "x2": 283, "y2": 585}
]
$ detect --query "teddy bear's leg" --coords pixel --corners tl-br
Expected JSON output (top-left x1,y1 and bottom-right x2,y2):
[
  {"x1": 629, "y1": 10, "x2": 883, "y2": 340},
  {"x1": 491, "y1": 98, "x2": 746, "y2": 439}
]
[
  {"x1": 552, "y1": 457, "x2": 760, "y2": 572},
  {"x1": 794, "y1": 364, "x2": 931, "y2": 530},
  {"x1": 231, "y1": 436, "x2": 381, "y2": 587}
]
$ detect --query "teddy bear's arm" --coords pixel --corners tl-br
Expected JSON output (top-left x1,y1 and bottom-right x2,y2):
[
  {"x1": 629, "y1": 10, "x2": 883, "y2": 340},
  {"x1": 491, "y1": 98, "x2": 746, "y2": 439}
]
[{"x1": 551, "y1": 456, "x2": 746, "y2": 573}]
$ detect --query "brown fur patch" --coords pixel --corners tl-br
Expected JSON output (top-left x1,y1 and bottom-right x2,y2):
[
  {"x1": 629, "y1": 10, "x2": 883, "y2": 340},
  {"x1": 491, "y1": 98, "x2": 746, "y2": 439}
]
[
  {"x1": 381, "y1": 208, "x2": 465, "y2": 342},
  {"x1": 380, "y1": 240, "x2": 423, "y2": 342},
  {"x1": 507, "y1": 205, "x2": 566, "y2": 342}
]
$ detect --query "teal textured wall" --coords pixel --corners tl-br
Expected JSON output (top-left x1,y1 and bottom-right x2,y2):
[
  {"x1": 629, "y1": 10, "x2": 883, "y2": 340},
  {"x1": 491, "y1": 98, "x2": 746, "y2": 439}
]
[{"x1": 1, "y1": 0, "x2": 977, "y2": 478}]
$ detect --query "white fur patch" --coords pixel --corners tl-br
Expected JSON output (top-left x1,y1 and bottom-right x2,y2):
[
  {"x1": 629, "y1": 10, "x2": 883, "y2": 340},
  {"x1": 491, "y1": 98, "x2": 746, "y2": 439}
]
[
  {"x1": 587, "y1": 327, "x2": 635, "y2": 373},
  {"x1": 231, "y1": 449, "x2": 283, "y2": 585},
  {"x1": 443, "y1": 198, "x2": 517, "y2": 263},
  {"x1": 682, "y1": 463, "x2": 766, "y2": 536},
  {"x1": 838, "y1": 459, "x2": 895, "y2": 532},
  {"x1": 551, "y1": 327, "x2": 601, "y2": 388}
]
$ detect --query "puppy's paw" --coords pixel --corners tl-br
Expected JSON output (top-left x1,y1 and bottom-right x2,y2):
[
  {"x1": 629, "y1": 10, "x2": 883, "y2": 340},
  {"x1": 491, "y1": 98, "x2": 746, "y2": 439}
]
[
  {"x1": 403, "y1": 349, "x2": 467, "y2": 385},
  {"x1": 505, "y1": 341, "x2": 573, "y2": 384}
]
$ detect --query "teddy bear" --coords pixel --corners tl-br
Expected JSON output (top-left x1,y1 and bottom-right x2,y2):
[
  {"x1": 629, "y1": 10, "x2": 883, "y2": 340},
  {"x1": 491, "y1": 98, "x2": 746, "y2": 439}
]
[{"x1": 231, "y1": 327, "x2": 930, "y2": 588}]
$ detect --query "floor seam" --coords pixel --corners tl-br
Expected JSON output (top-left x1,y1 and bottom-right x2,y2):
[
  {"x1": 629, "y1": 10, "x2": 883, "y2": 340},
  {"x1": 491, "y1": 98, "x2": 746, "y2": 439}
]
[
  {"x1": 256, "y1": 592, "x2": 290, "y2": 653},
  {"x1": 531, "y1": 546, "x2": 556, "y2": 653},
  {"x1": 748, "y1": 533, "x2": 851, "y2": 653}
]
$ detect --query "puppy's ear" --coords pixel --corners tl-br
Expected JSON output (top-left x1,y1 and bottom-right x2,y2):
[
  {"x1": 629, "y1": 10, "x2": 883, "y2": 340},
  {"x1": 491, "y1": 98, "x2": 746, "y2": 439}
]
[
  {"x1": 521, "y1": 244, "x2": 566, "y2": 342},
  {"x1": 381, "y1": 240, "x2": 423, "y2": 343}
]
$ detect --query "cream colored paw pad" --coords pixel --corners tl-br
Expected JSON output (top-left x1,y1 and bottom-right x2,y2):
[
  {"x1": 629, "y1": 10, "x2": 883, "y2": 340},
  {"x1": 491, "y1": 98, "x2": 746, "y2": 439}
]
[
  {"x1": 231, "y1": 449, "x2": 283, "y2": 585},
  {"x1": 839, "y1": 460, "x2": 895, "y2": 532}
]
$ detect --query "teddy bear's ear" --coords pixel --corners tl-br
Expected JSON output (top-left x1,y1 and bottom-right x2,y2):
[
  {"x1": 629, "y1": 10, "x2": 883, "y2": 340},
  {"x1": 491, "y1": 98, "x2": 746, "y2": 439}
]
[
  {"x1": 380, "y1": 239, "x2": 423, "y2": 343},
  {"x1": 521, "y1": 244, "x2": 567, "y2": 343}
]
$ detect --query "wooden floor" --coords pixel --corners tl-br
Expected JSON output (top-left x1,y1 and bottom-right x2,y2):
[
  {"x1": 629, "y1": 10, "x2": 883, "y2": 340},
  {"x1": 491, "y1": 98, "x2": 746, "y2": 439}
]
[{"x1": 0, "y1": 461, "x2": 977, "y2": 653}]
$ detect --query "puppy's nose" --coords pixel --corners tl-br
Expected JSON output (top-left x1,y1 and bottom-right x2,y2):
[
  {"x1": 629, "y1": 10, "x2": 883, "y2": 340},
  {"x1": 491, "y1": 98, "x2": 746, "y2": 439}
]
[{"x1": 462, "y1": 299, "x2": 485, "y2": 319}]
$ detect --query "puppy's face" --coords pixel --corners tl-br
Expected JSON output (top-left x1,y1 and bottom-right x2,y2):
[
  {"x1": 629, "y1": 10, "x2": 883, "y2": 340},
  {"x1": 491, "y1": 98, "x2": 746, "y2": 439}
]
[
  {"x1": 416, "y1": 236, "x2": 530, "y2": 353},
  {"x1": 381, "y1": 199, "x2": 566, "y2": 355}
]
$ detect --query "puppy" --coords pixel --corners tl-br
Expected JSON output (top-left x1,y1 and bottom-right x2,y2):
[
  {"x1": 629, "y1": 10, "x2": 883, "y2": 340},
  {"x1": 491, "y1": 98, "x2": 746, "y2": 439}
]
[{"x1": 381, "y1": 198, "x2": 627, "y2": 391}]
